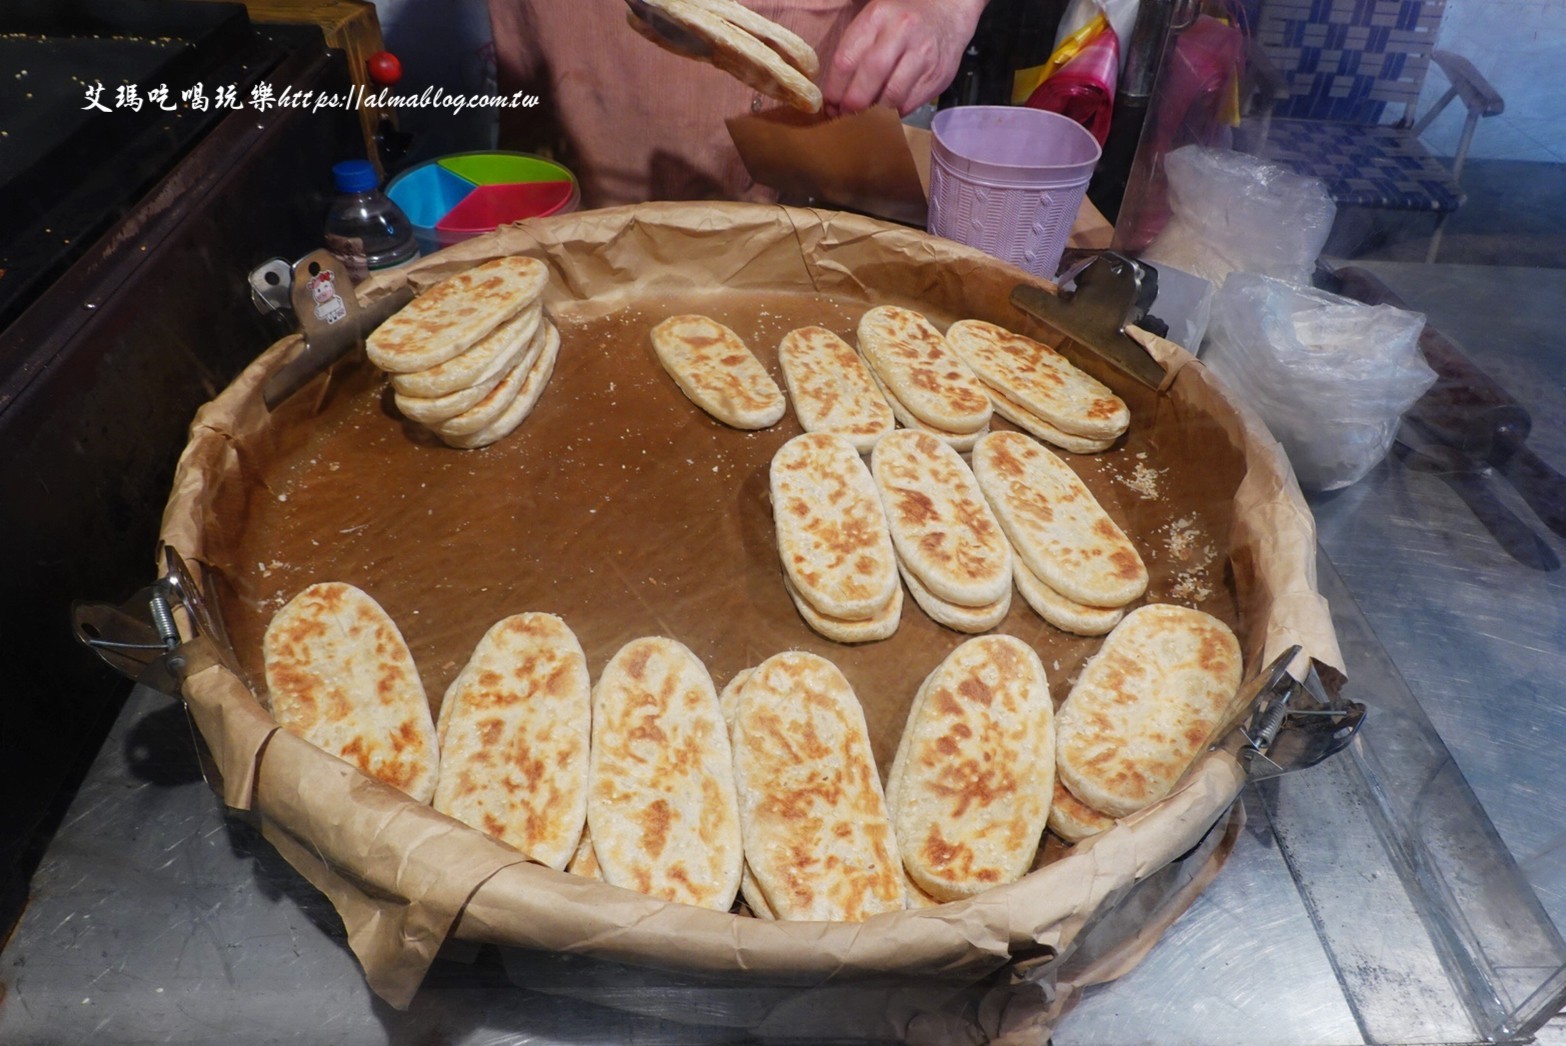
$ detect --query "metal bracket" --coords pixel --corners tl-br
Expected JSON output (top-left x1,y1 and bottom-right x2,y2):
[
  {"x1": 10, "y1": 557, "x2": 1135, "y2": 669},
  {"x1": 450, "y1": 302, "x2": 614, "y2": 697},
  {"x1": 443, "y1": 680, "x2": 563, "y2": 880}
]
[
  {"x1": 1009, "y1": 251, "x2": 1169, "y2": 389},
  {"x1": 1226, "y1": 646, "x2": 1367, "y2": 781}
]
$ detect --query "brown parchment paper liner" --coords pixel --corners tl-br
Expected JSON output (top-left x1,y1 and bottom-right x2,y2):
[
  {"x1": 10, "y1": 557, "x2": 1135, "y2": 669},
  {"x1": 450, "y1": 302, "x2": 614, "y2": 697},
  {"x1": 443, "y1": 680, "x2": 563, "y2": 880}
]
[{"x1": 159, "y1": 202, "x2": 1342, "y2": 1018}]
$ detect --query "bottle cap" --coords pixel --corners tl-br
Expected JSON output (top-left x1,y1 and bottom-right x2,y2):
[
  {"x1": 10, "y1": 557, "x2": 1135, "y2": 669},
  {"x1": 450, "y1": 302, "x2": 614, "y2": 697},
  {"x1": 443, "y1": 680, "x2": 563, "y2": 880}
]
[{"x1": 332, "y1": 159, "x2": 380, "y2": 193}]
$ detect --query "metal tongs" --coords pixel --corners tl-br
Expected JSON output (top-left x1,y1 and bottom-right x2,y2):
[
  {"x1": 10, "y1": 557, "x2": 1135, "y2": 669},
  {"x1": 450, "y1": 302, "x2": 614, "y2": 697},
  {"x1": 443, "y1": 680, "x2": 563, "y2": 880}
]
[
  {"x1": 73, "y1": 547, "x2": 234, "y2": 791},
  {"x1": 1224, "y1": 645, "x2": 1366, "y2": 781}
]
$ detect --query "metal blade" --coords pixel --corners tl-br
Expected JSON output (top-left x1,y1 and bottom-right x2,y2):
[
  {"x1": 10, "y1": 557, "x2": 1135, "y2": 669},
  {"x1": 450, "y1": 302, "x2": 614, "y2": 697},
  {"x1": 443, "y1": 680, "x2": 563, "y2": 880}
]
[{"x1": 1009, "y1": 252, "x2": 1167, "y2": 389}]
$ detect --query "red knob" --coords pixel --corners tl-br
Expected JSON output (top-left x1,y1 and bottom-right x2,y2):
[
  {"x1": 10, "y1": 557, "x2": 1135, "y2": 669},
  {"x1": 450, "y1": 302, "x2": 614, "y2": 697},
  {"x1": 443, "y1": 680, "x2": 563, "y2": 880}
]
[{"x1": 367, "y1": 51, "x2": 402, "y2": 87}]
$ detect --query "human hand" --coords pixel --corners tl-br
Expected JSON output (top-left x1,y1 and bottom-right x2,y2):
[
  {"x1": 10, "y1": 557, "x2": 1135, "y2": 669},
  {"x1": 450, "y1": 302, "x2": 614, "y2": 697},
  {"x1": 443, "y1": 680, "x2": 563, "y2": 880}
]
[{"x1": 820, "y1": 0, "x2": 989, "y2": 117}]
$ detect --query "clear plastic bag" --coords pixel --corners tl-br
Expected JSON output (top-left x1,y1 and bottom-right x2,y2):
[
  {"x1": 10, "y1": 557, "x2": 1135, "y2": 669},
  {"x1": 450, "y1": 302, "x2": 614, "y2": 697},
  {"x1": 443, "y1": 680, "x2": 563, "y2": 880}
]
[
  {"x1": 1141, "y1": 146, "x2": 1336, "y2": 288},
  {"x1": 1203, "y1": 273, "x2": 1437, "y2": 491}
]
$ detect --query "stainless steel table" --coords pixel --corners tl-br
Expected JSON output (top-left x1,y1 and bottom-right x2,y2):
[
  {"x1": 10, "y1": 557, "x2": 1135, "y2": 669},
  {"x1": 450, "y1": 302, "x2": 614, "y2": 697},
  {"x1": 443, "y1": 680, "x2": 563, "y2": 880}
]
[{"x1": 3, "y1": 262, "x2": 1563, "y2": 1045}]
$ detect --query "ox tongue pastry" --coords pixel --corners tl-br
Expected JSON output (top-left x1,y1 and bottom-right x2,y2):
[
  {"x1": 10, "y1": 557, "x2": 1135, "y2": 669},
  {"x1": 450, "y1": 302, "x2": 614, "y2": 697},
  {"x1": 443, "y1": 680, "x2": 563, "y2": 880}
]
[
  {"x1": 625, "y1": 0, "x2": 823, "y2": 113},
  {"x1": 651, "y1": 314, "x2": 786, "y2": 430},
  {"x1": 871, "y1": 430, "x2": 1011, "y2": 633},
  {"x1": 777, "y1": 325, "x2": 894, "y2": 453},
  {"x1": 587, "y1": 637, "x2": 743, "y2": 910},
  {"x1": 729, "y1": 652, "x2": 905, "y2": 920},
  {"x1": 887, "y1": 635, "x2": 1054, "y2": 900},
  {"x1": 857, "y1": 306, "x2": 992, "y2": 436},
  {"x1": 1055, "y1": 604, "x2": 1243, "y2": 819},
  {"x1": 369, "y1": 255, "x2": 558, "y2": 448},
  {"x1": 432, "y1": 612, "x2": 591, "y2": 870},
  {"x1": 769, "y1": 432, "x2": 901, "y2": 638},
  {"x1": 945, "y1": 319, "x2": 1129, "y2": 452},
  {"x1": 972, "y1": 430, "x2": 1148, "y2": 610},
  {"x1": 262, "y1": 582, "x2": 439, "y2": 803}
]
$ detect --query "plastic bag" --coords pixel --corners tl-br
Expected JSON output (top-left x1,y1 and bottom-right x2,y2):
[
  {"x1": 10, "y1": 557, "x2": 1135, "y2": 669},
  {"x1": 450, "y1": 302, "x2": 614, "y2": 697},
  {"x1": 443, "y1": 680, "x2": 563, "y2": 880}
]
[
  {"x1": 1140, "y1": 146, "x2": 1335, "y2": 287},
  {"x1": 1202, "y1": 273, "x2": 1436, "y2": 491}
]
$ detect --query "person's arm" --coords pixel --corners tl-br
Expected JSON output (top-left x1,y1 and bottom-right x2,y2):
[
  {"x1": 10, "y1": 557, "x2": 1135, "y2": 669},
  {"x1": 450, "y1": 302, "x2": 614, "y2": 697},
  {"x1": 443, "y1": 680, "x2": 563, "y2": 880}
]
[{"x1": 819, "y1": 0, "x2": 991, "y2": 117}]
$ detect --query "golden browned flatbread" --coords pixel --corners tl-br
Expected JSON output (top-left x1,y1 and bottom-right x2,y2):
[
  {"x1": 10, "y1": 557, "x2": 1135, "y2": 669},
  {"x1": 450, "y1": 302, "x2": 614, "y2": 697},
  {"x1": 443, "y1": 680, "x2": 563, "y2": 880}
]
[
  {"x1": 888, "y1": 635, "x2": 1053, "y2": 899},
  {"x1": 782, "y1": 572, "x2": 902, "y2": 643},
  {"x1": 1055, "y1": 604, "x2": 1243, "y2": 818},
  {"x1": 777, "y1": 326, "x2": 894, "y2": 453},
  {"x1": 628, "y1": 0, "x2": 822, "y2": 113},
  {"x1": 366, "y1": 256, "x2": 548, "y2": 373},
  {"x1": 262, "y1": 582, "x2": 438, "y2": 802},
  {"x1": 972, "y1": 431, "x2": 1147, "y2": 607},
  {"x1": 389, "y1": 304, "x2": 541, "y2": 399},
  {"x1": 437, "y1": 320, "x2": 560, "y2": 449},
  {"x1": 871, "y1": 429, "x2": 1011, "y2": 607},
  {"x1": 650, "y1": 314, "x2": 786, "y2": 430},
  {"x1": 858, "y1": 306, "x2": 992, "y2": 434},
  {"x1": 729, "y1": 651, "x2": 905, "y2": 920},
  {"x1": 1047, "y1": 779, "x2": 1117, "y2": 843},
  {"x1": 567, "y1": 825, "x2": 602, "y2": 880},
  {"x1": 986, "y1": 382, "x2": 1118, "y2": 455},
  {"x1": 1012, "y1": 553, "x2": 1126, "y2": 636},
  {"x1": 770, "y1": 432, "x2": 899, "y2": 620},
  {"x1": 866, "y1": 365, "x2": 988, "y2": 452},
  {"x1": 946, "y1": 319, "x2": 1129, "y2": 440},
  {"x1": 896, "y1": 560, "x2": 1010, "y2": 634},
  {"x1": 682, "y1": 0, "x2": 819, "y2": 77},
  {"x1": 587, "y1": 637, "x2": 742, "y2": 910},
  {"x1": 432, "y1": 612, "x2": 590, "y2": 870}
]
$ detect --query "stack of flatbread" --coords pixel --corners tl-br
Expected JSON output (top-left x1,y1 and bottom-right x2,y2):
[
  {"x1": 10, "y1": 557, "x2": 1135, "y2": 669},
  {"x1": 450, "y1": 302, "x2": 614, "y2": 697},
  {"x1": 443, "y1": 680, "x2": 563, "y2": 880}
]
[
  {"x1": 727, "y1": 652, "x2": 905, "y2": 920},
  {"x1": 625, "y1": 0, "x2": 822, "y2": 113},
  {"x1": 946, "y1": 319, "x2": 1129, "y2": 454},
  {"x1": 972, "y1": 431, "x2": 1147, "y2": 636},
  {"x1": 262, "y1": 582, "x2": 440, "y2": 803},
  {"x1": 432, "y1": 613, "x2": 591, "y2": 869},
  {"x1": 870, "y1": 430, "x2": 1011, "y2": 633},
  {"x1": 887, "y1": 636, "x2": 1054, "y2": 898},
  {"x1": 1053, "y1": 604, "x2": 1242, "y2": 840},
  {"x1": 366, "y1": 256, "x2": 559, "y2": 449},
  {"x1": 770, "y1": 432, "x2": 902, "y2": 642},
  {"x1": 777, "y1": 326, "x2": 894, "y2": 452},
  {"x1": 650, "y1": 314, "x2": 786, "y2": 430},
  {"x1": 858, "y1": 306, "x2": 993, "y2": 452}
]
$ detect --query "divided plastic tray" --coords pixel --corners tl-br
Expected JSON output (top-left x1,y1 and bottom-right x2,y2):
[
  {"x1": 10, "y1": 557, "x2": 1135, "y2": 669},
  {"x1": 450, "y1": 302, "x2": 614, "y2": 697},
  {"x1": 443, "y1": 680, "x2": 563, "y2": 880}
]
[{"x1": 387, "y1": 152, "x2": 579, "y2": 252}]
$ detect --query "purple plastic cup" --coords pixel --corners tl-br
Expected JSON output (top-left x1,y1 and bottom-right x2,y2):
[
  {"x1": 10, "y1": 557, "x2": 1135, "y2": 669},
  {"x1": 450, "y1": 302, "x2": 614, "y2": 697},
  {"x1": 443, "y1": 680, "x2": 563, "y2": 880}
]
[{"x1": 928, "y1": 106, "x2": 1102, "y2": 280}]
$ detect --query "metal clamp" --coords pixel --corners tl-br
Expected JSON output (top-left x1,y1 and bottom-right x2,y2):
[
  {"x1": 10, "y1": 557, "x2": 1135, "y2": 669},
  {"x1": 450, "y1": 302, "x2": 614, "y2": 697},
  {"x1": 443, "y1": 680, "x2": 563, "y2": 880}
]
[{"x1": 1226, "y1": 645, "x2": 1367, "y2": 781}]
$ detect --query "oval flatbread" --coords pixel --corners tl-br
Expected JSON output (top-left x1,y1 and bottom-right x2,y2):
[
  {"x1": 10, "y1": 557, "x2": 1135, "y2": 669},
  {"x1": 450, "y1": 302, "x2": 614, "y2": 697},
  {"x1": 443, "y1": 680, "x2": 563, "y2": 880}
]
[
  {"x1": 770, "y1": 432, "x2": 898, "y2": 621},
  {"x1": 866, "y1": 365, "x2": 988, "y2": 452},
  {"x1": 262, "y1": 582, "x2": 438, "y2": 802},
  {"x1": 437, "y1": 320, "x2": 560, "y2": 449},
  {"x1": 897, "y1": 559, "x2": 1010, "y2": 634},
  {"x1": 782, "y1": 572, "x2": 902, "y2": 644},
  {"x1": 650, "y1": 314, "x2": 786, "y2": 430},
  {"x1": 627, "y1": 0, "x2": 822, "y2": 113},
  {"x1": 1013, "y1": 554, "x2": 1125, "y2": 636},
  {"x1": 587, "y1": 637, "x2": 742, "y2": 910},
  {"x1": 777, "y1": 326, "x2": 894, "y2": 453},
  {"x1": 390, "y1": 304, "x2": 541, "y2": 399},
  {"x1": 432, "y1": 613, "x2": 590, "y2": 869},
  {"x1": 888, "y1": 636, "x2": 1053, "y2": 900},
  {"x1": 682, "y1": 0, "x2": 819, "y2": 77},
  {"x1": 1055, "y1": 604, "x2": 1243, "y2": 818},
  {"x1": 730, "y1": 652, "x2": 904, "y2": 921},
  {"x1": 857, "y1": 306, "x2": 991, "y2": 434},
  {"x1": 987, "y1": 384, "x2": 1117, "y2": 455},
  {"x1": 1048, "y1": 779, "x2": 1117, "y2": 843},
  {"x1": 871, "y1": 429, "x2": 1011, "y2": 607},
  {"x1": 972, "y1": 431, "x2": 1147, "y2": 607},
  {"x1": 946, "y1": 320, "x2": 1129, "y2": 440},
  {"x1": 366, "y1": 256, "x2": 548, "y2": 373}
]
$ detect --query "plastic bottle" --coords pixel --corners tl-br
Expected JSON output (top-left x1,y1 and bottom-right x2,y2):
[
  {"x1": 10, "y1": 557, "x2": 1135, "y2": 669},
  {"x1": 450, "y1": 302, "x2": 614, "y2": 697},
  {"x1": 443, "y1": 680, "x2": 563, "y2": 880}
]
[{"x1": 323, "y1": 159, "x2": 419, "y2": 282}]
